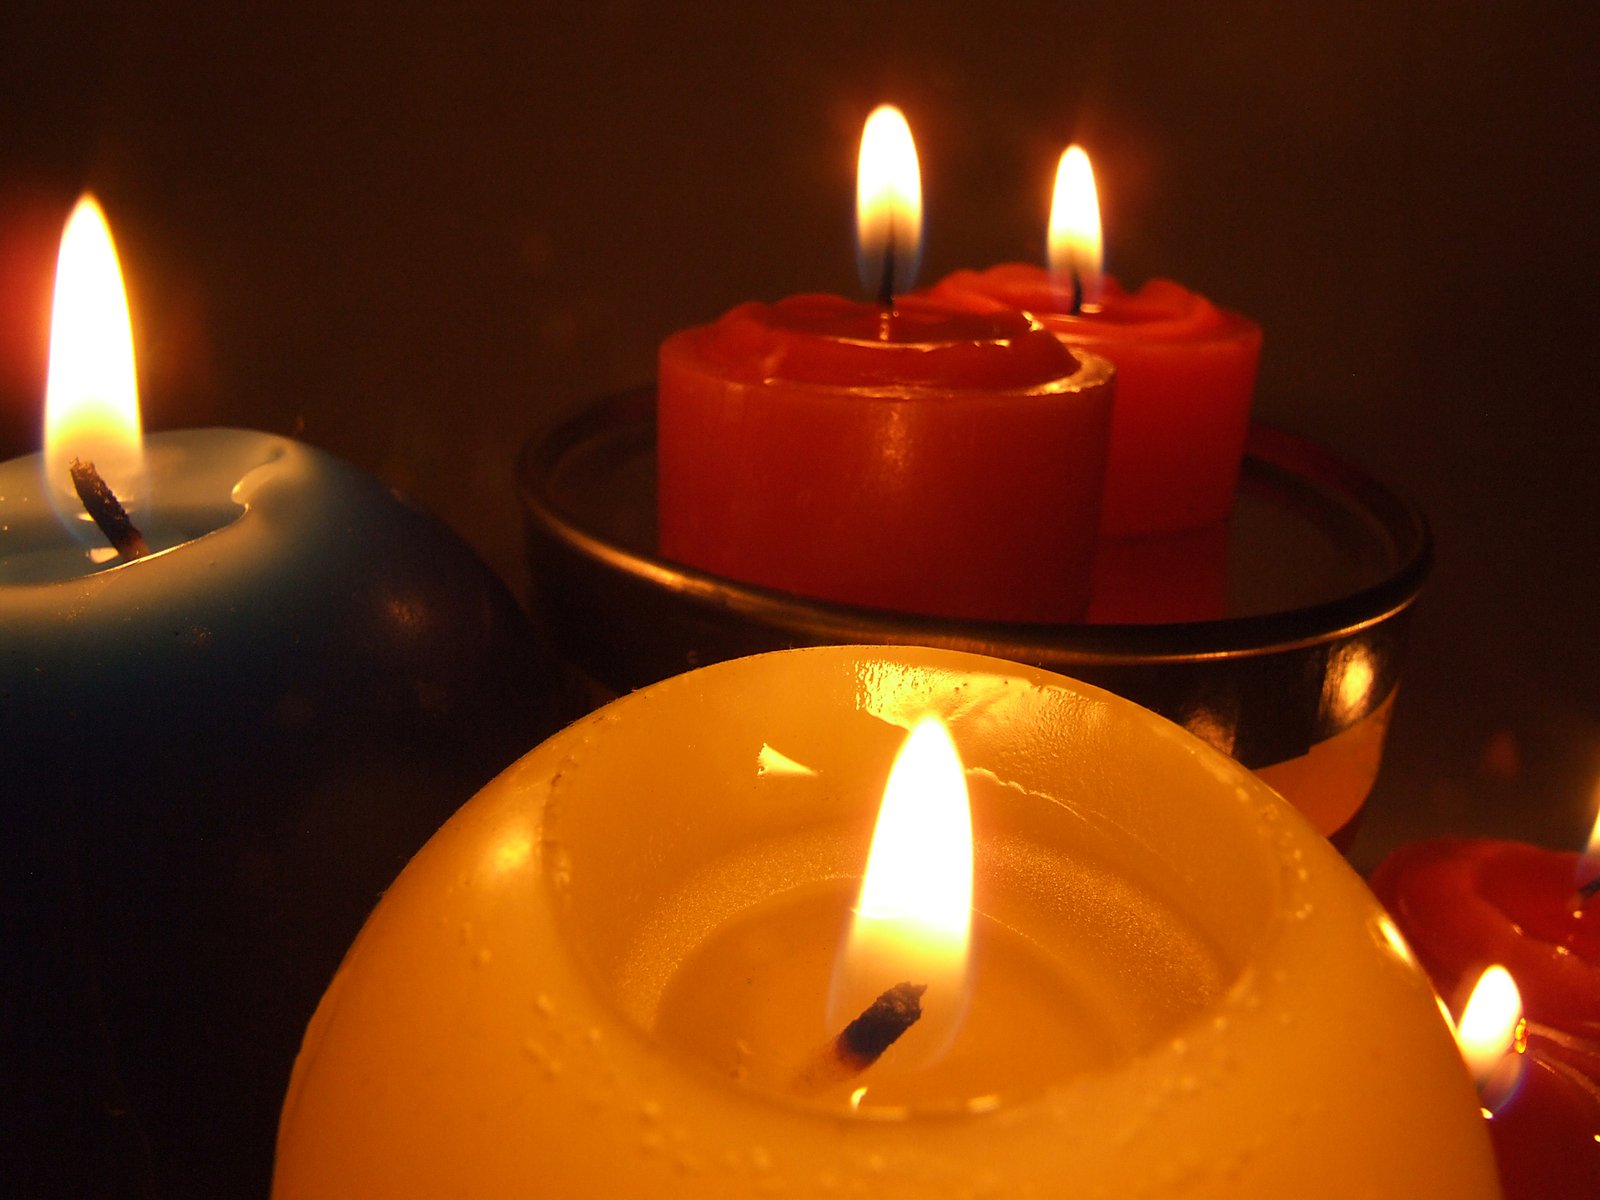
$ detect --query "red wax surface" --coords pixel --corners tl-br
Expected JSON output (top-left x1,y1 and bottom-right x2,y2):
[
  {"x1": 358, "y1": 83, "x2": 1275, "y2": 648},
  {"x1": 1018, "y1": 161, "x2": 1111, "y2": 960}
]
[
  {"x1": 1086, "y1": 524, "x2": 1229, "y2": 625},
  {"x1": 927, "y1": 266, "x2": 1262, "y2": 536},
  {"x1": 1372, "y1": 837, "x2": 1600, "y2": 1199},
  {"x1": 657, "y1": 293, "x2": 1115, "y2": 623}
]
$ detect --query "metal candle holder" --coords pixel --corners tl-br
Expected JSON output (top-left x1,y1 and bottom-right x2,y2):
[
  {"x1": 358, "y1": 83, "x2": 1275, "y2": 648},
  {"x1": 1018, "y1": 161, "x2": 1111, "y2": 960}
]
[{"x1": 519, "y1": 388, "x2": 1430, "y2": 847}]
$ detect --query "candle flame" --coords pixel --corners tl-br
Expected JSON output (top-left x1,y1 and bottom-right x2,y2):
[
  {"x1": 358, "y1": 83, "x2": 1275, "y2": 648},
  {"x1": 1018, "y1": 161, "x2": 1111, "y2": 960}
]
[
  {"x1": 855, "y1": 104, "x2": 923, "y2": 303},
  {"x1": 1047, "y1": 144, "x2": 1104, "y2": 306},
  {"x1": 830, "y1": 716, "x2": 973, "y2": 1066},
  {"x1": 44, "y1": 195, "x2": 146, "y2": 534},
  {"x1": 1581, "y1": 774, "x2": 1600, "y2": 892},
  {"x1": 1455, "y1": 965, "x2": 1526, "y2": 1112}
]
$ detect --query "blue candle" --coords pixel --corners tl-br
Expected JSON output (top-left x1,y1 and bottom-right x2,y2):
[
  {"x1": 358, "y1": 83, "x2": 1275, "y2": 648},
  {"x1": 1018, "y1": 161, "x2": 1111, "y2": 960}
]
[{"x1": 0, "y1": 196, "x2": 556, "y2": 1198}]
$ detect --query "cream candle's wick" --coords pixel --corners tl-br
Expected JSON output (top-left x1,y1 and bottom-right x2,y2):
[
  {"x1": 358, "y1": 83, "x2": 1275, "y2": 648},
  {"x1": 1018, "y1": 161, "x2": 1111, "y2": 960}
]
[
  {"x1": 793, "y1": 980, "x2": 925, "y2": 1095},
  {"x1": 69, "y1": 458, "x2": 149, "y2": 562}
]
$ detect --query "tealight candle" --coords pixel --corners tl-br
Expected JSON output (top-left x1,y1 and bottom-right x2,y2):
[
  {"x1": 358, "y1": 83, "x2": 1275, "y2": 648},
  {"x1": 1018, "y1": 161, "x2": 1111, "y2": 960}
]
[
  {"x1": 1, "y1": 196, "x2": 556, "y2": 1199},
  {"x1": 275, "y1": 646, "x2": 1497, "y2": 1198},
  {"x1": 927, "y1": 145, "x2": 1262, "y2": 536},
  {"x1": 657, "y1": 108, "x2": 1115, "y2": 623}
]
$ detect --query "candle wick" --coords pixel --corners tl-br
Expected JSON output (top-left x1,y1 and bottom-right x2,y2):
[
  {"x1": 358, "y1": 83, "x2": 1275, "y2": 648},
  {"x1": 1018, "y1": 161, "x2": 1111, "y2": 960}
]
[
  {"x1": 1068, "y1": 262, "x2": 1084, "y2": 317},
  {"x1": 69, "y1": 458, "x2": 150, "y2": 562},
  {"x1": 1575, "y1": 873, "x2": 1600, "y2": 904},
  {"x1": 792, "y1": 980, "x2": 925, "y2": 1096},
  {"x1": 877, "y1": 228, "x2": 897, "y2": 313}
]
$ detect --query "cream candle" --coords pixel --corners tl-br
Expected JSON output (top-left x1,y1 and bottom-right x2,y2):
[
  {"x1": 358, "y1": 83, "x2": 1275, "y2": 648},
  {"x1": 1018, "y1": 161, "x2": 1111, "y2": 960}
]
[{"x1": 275, "y1": 646, "x2": 1497, "y2": 1198}]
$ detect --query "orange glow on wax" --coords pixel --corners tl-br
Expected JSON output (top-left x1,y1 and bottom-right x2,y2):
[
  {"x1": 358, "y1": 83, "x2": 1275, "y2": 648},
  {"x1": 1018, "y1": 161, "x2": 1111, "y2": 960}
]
[
  {"x1": 1048, "y1": 144, "x2": 1103, "y2": 306},
  {"x1": 830, "y1": 716, "x2": 974, "y2": 1065},
  {"x1": 44, "y1": 194, "x2": 146, "y2": 530},
  {"x1": 855, "y1": 104, "x2": 923, "y2": 301}
]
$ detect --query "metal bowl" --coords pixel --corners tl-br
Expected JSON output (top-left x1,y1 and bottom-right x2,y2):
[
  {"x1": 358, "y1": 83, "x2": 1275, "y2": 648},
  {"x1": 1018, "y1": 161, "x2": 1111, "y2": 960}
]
[{"x1": 519, "y1": 388, "x2": 1430, "y2": 847}]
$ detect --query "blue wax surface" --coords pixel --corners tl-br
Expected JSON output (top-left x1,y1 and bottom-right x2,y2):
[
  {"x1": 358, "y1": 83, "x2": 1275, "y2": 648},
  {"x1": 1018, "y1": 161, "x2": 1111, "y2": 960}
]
[{"x1": 0, "y1": 427, "x2": 558, "y2": 1200}]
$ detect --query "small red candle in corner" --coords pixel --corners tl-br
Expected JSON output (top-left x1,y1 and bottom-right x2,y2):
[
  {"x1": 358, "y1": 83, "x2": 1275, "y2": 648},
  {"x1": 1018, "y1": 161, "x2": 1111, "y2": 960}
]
[
  {"x1": 926, "y1": 145, "x2": 1262, "y2": 537},
  {"x1": 1372, "y1": 814, "x2": 1600, "y2": 1200},
  {"x1": 657, "y1": 109, "x2": 1116, "y2": 623}
]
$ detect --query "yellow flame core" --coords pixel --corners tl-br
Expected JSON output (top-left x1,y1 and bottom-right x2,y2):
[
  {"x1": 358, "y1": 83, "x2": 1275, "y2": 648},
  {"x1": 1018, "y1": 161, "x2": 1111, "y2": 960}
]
[
  {"x1": 1456, "y1": 965, "x2": 1522, "y2": 1085},
  {"x1": 1584, "y1": 777, "x2": 1600, "y2": 867},
  {"x1": 855, "y1": 105, "x2": 923, "y2": 296},
  {"x1": 44, "y1": 195, "x2": 145, "y2": 524},
  {"x1": 1048, "y1": 144, "x2": 1104, "y2": 304},
  {"x1": 830, "y1": 716, "x2": 974, "y2": 1060}
]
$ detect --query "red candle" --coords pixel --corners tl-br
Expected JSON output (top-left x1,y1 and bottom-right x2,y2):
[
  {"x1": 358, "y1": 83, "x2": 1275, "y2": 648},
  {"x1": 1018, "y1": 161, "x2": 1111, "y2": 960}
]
[
  {"x1": 657, "y1": 108, "x2": 1115, "y2": 623},
  {"x1": 926, "y1": 146, "x2": 1262, "y2": 537},
  {"x1": 1372, "y1": 834, "x2": 1600, "y2": 1199}
]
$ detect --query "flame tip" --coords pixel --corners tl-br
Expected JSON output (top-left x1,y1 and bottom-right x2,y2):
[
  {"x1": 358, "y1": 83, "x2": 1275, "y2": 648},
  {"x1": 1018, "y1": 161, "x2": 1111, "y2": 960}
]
[{"x1": 1048, "y1": 144, "x2": 1104, "y2": 303}]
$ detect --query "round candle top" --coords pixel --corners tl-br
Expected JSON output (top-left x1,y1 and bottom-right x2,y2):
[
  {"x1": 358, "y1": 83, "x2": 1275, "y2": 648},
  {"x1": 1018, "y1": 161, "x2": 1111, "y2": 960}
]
[
  {"x1": 1371, "y1": 837, "x2": 1600, "y2": 1026},
  {"x1": 275, "y1": 646, "x2": 1496, "y2": 1199},
  {"x1": 676, "y1": 292, "x2": 1087, "y2": 390},
  {"x1": 932, "y1": 266, "x2": 1259, "y2": 345},
  {"x1": 927, "y1": 145, "x2": 1255, "y2": 347}
]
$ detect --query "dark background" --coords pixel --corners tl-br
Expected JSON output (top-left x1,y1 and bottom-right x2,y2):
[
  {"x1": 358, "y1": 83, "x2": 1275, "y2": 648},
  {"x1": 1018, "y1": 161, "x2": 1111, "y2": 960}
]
[{"x1": 3, "y1": 0, "x2": 1596, "y2": 868}]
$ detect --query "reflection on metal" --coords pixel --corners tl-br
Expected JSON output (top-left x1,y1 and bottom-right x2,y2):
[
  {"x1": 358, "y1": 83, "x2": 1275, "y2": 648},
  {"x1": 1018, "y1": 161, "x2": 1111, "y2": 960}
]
[
  {"x1": 1180, "y1": 695, "x2": 1240, "y2": 758},
  {"x1": 519, "y1": 390, "x2": 1431, "y2": 777}
]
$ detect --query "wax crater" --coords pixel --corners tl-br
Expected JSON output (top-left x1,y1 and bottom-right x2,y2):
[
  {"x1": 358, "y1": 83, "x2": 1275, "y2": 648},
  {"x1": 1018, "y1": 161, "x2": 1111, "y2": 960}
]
[
  {"x1": 651, "y1": 874, "x2": 1228, "y2": 1110},
  {"x1": 688, "y1": 294, "x2": 1086, "y2": 389},
  {"x1": 0, "y1": 432, "x2": 258, "y2": 583},
  {"x1": 276, "y1": 647, "x2": 1498, "y2": 1199}
]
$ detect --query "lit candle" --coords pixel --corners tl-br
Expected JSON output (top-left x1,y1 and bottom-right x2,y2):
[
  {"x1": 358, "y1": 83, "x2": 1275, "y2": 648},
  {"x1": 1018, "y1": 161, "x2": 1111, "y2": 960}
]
[
  {"x1": 1, "y1": 196, "x2": 555, "y2": 1197},
  {"x1": 1373, "y1": 815, "x2": 1600, "y2": 1199},
  {"x1": 275, "y1": 646, "x2": 1497, "y2": 1198},
  {"x1": 657, "y1": 108, "x2": 1116, "y2": 623},
  {"x1": 927, "y1": 144, "x2": 1263, "y2": 536}
]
